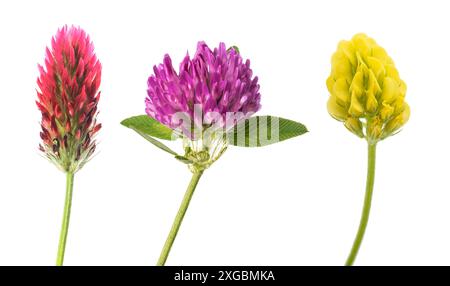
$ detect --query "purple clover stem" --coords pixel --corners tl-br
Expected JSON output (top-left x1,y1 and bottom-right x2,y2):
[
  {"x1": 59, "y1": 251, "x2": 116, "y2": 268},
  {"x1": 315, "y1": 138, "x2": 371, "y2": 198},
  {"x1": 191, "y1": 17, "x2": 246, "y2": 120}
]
[
  {"x1": 56, "y1": 172, "x2": 75, "y2": 266},
  {"x1": 345, "y1": 143, "x2": 377, "y2": 266},
  {"x1": 157, "y1": 171, "x2": 204, "y2": 266}
]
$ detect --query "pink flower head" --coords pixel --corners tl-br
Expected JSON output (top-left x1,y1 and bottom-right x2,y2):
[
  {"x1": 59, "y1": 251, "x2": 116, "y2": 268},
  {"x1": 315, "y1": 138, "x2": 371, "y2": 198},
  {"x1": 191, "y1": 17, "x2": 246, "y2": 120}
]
[
  {"x1": 146, "y1": 42, "x2": 261, "y2": 138},
  {"x1": 36, "y1": 25, "x2": 101, "y2": 172}
]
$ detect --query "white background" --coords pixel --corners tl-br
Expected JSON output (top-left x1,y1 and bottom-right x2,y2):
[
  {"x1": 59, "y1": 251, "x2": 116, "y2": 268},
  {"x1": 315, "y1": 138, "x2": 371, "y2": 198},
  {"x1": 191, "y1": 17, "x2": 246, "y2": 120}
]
[{"x1": 0, "y1": 0, "x2": 447, "y2": 266}]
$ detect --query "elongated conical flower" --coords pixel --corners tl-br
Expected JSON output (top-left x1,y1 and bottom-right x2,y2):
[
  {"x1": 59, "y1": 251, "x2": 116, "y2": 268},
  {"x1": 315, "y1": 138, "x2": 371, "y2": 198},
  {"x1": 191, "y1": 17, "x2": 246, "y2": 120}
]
[
  {"x1": 37, "y1": 25, "x2": 102, "y2": 173},
  {"x1": 326, "y1": 33, "x2": 409, "y2": 143},
  {"x1": 146, "y1": 42, "x2": 261, "y2": 139}
]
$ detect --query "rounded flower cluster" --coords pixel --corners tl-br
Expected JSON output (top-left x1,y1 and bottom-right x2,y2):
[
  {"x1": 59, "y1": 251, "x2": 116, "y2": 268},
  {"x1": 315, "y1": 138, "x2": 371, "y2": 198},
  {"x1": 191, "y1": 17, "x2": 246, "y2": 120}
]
[
  {"x1": 326, "y1": 33, "x2": 409, "y2": 142},
  {"x1": 146, "y1": 42, "x2": 261, "y2": 138}
]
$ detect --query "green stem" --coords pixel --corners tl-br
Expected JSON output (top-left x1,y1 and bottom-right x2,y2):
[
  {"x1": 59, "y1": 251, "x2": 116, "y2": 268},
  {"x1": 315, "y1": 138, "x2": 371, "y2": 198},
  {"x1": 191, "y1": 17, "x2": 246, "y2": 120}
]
[
  {"x1": 157, "y1": 171, "x2": 204, "y2": 266},
  {"x1": 345, "y1": 143, "x2": 377, "y2": 266},
  {"x1": 56, "y1": 172, "x2": 75, "y2": 266}
]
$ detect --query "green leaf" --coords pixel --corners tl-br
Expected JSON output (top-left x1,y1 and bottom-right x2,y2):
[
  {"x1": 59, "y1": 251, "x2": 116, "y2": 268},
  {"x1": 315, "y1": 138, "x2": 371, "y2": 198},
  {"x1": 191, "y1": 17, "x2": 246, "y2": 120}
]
[
  {"x1": 121, "y1": 115, "x2": 179, "y2": 156},
  {"x1": 134, "y1": 130, "x2": 179, "y2": 156},
  {"x1": 121, "y1": 115, "x2": 175, "y2": 141},
  {"x1": 226, "y1": 115, "x2": 308, "y2": 147}
]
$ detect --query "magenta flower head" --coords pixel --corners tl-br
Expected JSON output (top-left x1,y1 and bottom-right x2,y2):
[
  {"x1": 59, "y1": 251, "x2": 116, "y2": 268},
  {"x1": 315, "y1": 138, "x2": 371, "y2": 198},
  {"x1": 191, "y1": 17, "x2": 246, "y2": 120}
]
[
  {"x1": 37, "y1": 25, "x2": 101, "y2": 173},
  {"x1": 36, "y1": 25, "x2": 101, "y2": 266},
  {"x1": 146, "y1": 42, "x2": 261, "y2": 139},
  {"x1": 122, "y1": 42, "x2": 307, "y2": 265},
  {"x1": 143, "y1": 42, "x2": 261, "y2": 172}
]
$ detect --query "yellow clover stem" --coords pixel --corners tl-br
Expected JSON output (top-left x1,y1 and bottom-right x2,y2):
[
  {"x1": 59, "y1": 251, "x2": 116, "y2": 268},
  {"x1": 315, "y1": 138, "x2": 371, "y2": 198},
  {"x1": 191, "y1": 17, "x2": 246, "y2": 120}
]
[
  {"x1": 346, "y1": 143, "x2": 376, "y2": 266},
  {"x1": 56, "y1": 172, "x2": 75, "y2": 266},
  {"x1": 157, "y1": 170, "x2": 204, "y2": 266}
]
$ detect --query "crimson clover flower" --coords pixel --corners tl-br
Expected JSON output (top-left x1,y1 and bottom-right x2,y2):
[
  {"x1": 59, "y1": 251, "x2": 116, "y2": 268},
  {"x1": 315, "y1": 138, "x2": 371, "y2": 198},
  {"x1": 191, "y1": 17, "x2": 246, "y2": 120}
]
[
  {"x1": 37, "y1": 26, "x2": 101, "y2": 173},
  {"x1": 36, "y1": 25, "x2": 101, "y2": 265},
  {"x1": 121, "y1": 42, "x2": 307, "y2": 265}
]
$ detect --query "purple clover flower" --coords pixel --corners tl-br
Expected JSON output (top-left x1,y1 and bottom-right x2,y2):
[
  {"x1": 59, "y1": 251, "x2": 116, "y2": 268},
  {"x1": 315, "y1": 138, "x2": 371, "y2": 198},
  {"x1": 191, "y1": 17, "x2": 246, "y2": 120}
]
[
  {"x1": 122, "y1": 41, "x2": 308, "y2": 266},
  {"x1": 145, "y1": 42, "x2": 261, "y2": 138}
]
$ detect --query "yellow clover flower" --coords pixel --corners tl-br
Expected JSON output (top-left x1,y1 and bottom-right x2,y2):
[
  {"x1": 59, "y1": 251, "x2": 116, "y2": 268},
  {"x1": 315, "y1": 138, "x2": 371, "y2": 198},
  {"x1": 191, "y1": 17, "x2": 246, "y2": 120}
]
[
  {"x1": 326, "y1": 33, "x2": 409, "y2": 143},
  {"x1": 327, "y1": 34, "x2": 410, "y2": 266}
]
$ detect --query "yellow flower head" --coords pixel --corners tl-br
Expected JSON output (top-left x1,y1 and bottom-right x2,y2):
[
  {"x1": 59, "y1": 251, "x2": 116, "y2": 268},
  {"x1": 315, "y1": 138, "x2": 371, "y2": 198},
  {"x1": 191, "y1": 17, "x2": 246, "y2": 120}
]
[{"x1": 326, "y1": 33, "x2": 409, "y2": 143}]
